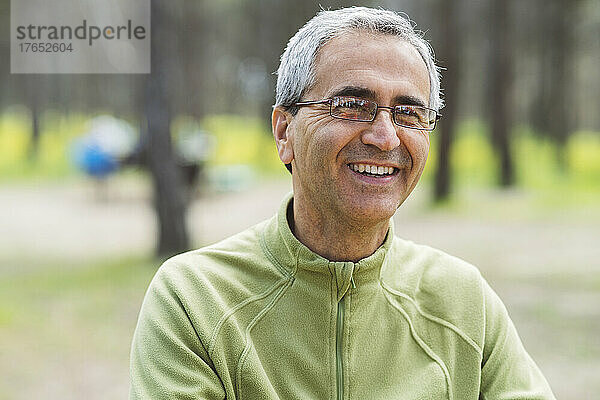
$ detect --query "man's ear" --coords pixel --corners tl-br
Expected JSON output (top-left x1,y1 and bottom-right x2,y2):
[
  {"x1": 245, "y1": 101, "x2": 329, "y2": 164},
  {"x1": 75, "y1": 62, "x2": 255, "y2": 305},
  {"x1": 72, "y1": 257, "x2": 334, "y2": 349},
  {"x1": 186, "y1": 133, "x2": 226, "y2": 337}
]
[{"x1": 272, "y1": 106, "x2": 294, "y2": 165}]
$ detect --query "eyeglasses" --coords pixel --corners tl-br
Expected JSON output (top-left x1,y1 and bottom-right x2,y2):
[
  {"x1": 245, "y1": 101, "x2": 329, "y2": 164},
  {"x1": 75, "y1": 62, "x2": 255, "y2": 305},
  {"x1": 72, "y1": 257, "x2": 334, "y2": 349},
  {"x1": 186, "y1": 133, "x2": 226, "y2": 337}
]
[{"x1": 293, "y1": 96, "x2": 441, "y2": 131}]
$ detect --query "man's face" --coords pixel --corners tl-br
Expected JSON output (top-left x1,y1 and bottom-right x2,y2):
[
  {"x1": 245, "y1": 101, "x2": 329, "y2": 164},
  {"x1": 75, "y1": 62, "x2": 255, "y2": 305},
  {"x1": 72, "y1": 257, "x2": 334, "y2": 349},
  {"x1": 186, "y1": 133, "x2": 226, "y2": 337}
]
[{"x1": 278, "y1": 31, "x2": 431, "y2": 227}]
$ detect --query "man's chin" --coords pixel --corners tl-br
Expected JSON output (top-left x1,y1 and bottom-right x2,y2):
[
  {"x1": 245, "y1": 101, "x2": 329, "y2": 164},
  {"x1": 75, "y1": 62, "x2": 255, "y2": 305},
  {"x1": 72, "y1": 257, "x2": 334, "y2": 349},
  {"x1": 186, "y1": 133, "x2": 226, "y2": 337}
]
[{"x1": 341, "y1": 200, "x2": 399, "y2": 226}]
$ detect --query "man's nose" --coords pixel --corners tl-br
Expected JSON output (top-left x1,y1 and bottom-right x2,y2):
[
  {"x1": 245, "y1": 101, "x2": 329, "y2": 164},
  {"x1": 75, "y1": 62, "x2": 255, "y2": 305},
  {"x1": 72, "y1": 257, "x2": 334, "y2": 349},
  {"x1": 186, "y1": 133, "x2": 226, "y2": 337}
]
[{"x1": 360, "y1": 108, "x2": 401, "y2": 151}]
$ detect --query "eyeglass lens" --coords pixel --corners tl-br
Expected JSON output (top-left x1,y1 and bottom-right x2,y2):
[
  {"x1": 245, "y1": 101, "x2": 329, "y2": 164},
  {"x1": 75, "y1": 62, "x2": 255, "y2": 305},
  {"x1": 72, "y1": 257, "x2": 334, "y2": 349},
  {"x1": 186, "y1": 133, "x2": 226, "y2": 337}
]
[
  {"x1": 331, "y1": 97, "x2": 376, "y2": 121},
  {"x1": 329, "y1": 96, "x2": 435, "y2": 130}
]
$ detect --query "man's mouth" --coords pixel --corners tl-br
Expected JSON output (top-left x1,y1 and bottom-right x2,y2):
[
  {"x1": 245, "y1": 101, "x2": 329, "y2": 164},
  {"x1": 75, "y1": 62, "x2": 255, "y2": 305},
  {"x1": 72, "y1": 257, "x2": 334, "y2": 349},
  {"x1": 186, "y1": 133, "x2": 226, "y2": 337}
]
[{"x1": 347, "y1": 163, "x2": 398, "y2": 177}]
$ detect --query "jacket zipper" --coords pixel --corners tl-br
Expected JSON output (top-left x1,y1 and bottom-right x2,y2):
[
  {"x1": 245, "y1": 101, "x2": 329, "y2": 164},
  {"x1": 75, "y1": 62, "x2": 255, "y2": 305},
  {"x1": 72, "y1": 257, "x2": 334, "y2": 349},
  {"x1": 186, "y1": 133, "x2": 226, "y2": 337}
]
[
  {"x1": 336, "y1": 267, "x2": 355, "y2": 400},
  {"x1": 336, "y1": 295, "x2": 345, "y2": 400}
]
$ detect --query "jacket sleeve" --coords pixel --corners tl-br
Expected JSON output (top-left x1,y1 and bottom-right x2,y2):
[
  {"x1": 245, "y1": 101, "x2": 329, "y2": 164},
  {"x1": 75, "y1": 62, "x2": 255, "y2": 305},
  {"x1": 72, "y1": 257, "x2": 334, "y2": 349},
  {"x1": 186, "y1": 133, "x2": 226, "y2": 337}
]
[
  {"x1": 479, "y1": 279, "x2": 556, "y2": 400},
  {"x1": 129, "y1": 265, "x2": 226, "y2": 400}
]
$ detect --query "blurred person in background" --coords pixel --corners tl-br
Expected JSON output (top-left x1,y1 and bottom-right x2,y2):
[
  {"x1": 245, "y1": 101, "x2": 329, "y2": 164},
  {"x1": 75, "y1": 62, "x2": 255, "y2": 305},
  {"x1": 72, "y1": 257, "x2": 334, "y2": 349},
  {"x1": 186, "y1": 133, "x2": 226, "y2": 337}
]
[{"x1": 130, "y1": 7, "x2": 555, "y2": 399}]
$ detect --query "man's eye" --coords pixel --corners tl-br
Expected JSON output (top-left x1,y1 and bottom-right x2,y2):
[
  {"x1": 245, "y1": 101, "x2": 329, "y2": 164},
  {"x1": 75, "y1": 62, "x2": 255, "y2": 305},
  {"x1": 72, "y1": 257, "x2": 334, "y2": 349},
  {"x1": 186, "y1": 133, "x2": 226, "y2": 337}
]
[
  {"x1": 397, "y1": 107, "x2": 418, "y2": 116},
  {"x1": 341, "y1": 99, "x2": 365, "y2": 109},
  {"x1": 397, "y1": 107, "x2": 427, "y2": 122}
]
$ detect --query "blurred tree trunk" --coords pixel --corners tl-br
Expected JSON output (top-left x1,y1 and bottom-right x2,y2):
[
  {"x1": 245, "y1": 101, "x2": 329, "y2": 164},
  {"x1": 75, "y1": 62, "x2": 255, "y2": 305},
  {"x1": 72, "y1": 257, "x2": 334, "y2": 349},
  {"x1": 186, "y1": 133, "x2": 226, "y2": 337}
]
[
  {"x1": 28, "y1": 97, "x2": 41, "y2": 161},
  {"x1": 256, "y1": 0, "x2": 278, "y2": 122},
  {"x1": 145, "y1": 0, "x2": 189, "y2": 258},
  {"x1": 247, "y1": 0, "x2": 321, "y2": 123},
  {"x1": 23, "y1": 76, "x2": 43, "y2": 161},
  {"x1": 434, "y1": 0, "x2": 460, "y2": 202},
  {"x1": 531, "y1": 0, "x2": 550, "y2": 137},
  {"x1": 180, "y1": 1, "x2": 207, "y2": 118},
  {"x1": 488, "y1": 0, "x2": 514, "y2": 187},
  {"x1": 547, "y1": 0, "x2": 578, "y2": 169},
  {"x1": 532, "y1": 0, "x2": 579, "y2": 169}
]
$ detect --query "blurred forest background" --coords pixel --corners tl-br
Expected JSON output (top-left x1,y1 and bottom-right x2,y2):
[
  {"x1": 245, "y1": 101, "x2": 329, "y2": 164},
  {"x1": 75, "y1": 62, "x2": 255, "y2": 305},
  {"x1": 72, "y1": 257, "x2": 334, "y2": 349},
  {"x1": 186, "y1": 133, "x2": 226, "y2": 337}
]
[{"x1": 0, "y1": 0, "x2": 599, "y2": 399}]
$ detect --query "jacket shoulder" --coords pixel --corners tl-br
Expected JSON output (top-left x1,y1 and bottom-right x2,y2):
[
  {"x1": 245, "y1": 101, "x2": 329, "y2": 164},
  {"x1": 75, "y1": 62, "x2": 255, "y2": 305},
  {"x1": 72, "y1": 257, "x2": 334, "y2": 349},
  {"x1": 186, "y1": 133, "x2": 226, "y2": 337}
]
[
  {"x1": 147, "y1": 219, "x2": 286, "y2": 341},
  {"x1": 159, "y1": 219, "x2": 284, "y2": 293},
  {"x1": 382, "y1": 237, "x2": 486, "y2": 346}
]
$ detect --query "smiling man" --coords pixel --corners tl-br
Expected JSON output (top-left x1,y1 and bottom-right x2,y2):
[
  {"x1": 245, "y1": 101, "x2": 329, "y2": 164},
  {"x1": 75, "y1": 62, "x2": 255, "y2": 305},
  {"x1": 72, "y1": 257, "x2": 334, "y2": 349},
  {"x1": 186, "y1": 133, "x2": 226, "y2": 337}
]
[
  {"x1": 130, "y1": 7, "x2": 555, "y2": 399},
  {"x1": 272, "y1": 30, "x2": 432, "y2": 264}
]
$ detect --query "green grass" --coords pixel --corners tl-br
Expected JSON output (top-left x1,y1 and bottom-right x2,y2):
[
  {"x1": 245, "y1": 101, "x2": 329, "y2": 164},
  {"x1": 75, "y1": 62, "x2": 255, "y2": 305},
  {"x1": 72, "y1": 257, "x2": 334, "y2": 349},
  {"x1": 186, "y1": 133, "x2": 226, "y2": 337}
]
[
  {"x1": 0, "y1": 109, "x2": 89, "y2": 182},
  {"x1": 202, "y1": 114, "x2": 284, "y2": 175},
  {"x1": 423, "y1": 120, "x2": 600, "y2": 211},
  {"x1": 1, "y1": 110, "x2": 599, "y2": 198},
  {"x1": 0, "y1": 255, "x2": 158, "y2": 399},
  {"x1": 425, "y1": 119, "x2": 498, "y2": 187},
  {"x1": 0, "y1": 255, "x2": 156, "y2": 355}
]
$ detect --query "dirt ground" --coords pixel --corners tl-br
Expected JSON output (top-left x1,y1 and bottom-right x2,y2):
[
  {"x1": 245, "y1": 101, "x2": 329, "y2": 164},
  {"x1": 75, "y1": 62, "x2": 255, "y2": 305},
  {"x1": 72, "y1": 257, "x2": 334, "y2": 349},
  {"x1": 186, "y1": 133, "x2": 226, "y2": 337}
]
[{"x1": 1, "y1": 175, "x2": 599, "y2": 399}]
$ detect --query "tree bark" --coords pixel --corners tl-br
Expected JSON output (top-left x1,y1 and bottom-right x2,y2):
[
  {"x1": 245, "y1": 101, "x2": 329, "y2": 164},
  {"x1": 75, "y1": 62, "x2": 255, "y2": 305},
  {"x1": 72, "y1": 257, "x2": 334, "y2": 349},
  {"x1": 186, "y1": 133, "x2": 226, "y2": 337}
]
[
  {"x1": 434, "y1": 0, "x2": 460, "y2": 202},
  {"x1": 145, "y1": 0, "x2": 189, "y2": 258},
  {"x1": 532, "y1": 0, "x2": 579, "y2": 168},
  {"x1": 489, "y1": 0, "x2": 515, "y2": 187},
  {"x1": 28, "y1": 95, "x2": 41, "y2": 161},
  {"x1": 547, "y1": 0, "x2": 578, "y2": 169},
  {"x1": 22, "y1": 75, "x2": 43, "y2": 161}
]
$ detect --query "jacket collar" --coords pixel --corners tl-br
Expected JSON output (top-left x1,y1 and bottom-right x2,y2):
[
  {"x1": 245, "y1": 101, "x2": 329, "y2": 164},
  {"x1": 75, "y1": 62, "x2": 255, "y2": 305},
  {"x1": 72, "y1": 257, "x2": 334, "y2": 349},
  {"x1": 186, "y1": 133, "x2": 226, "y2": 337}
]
[{"x1": 261, "y1": 192, "x2": 394, "y2": 291}]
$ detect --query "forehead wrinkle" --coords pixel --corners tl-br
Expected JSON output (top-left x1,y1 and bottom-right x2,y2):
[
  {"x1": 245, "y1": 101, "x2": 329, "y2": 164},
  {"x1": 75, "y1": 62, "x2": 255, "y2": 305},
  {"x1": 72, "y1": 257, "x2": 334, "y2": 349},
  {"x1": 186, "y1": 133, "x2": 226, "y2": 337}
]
[
  {"x1": 310, "y1": 33, "x2": 430, "y2": 106},
  {"x1": 328, "y1": 74, "x2": 428, "y2": 107},
  {"x1": 321, "y1": 62, "x2": 429, "y2": 104}
]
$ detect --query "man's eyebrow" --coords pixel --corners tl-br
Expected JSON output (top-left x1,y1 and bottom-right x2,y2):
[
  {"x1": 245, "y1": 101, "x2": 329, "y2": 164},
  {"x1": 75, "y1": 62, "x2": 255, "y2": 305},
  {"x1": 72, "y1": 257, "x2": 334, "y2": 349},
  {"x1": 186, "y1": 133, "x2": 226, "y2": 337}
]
[
  {"x1": 330, "y1": 86, "x2": 377, "y2": 99},
  {"x1": 330, "y1": 87, "x2": 427, "y2": 108},
  {"x1": 393, "y1": 95, "x2": 427, "y2": 107}
]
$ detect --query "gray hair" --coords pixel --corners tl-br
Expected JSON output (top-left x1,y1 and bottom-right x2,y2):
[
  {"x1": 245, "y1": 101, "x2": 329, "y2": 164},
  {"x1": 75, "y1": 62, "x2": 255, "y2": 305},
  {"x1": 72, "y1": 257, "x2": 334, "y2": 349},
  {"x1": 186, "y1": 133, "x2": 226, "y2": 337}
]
[{"x1": 275, "y1": 7, "x2": 443, "y2": 112}]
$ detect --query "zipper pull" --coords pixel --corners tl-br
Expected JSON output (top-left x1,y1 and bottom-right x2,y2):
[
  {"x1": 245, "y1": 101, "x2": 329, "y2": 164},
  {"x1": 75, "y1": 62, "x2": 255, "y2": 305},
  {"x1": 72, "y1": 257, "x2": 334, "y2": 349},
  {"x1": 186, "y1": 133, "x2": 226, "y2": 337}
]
[{"x1": 350, "y1": 274, "x2": 356, "y2": 289}]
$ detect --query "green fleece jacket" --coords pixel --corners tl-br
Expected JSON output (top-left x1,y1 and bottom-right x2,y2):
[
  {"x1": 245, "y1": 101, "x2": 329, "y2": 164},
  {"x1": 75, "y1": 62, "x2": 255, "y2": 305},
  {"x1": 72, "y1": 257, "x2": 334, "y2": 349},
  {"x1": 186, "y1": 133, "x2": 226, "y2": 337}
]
[{"x1": 130, "y1": 194, "x2": 555, "y2": 399}]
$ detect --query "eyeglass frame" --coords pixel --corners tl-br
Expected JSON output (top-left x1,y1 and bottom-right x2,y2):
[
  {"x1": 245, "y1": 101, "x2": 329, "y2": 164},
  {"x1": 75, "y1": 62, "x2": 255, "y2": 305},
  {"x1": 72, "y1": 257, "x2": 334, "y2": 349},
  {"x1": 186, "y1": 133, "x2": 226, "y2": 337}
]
[{"x1": 292, "y1": 96, "x2": 441, "y2": 131}]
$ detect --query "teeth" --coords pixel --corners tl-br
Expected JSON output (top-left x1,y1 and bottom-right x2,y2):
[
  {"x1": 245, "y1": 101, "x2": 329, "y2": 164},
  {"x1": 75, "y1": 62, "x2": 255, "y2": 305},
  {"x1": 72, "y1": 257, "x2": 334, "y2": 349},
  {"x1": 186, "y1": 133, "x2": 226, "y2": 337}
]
[{"x1": 348, "y1": 164, "x2": 395, "y2": 176}]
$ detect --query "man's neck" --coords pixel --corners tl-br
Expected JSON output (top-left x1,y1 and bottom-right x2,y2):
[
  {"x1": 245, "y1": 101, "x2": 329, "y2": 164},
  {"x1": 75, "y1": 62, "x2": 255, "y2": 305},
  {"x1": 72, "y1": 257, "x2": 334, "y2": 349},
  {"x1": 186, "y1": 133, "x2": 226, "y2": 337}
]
[{"x1": 289, "y1": 196, "x2": 390, "y2": 263}]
